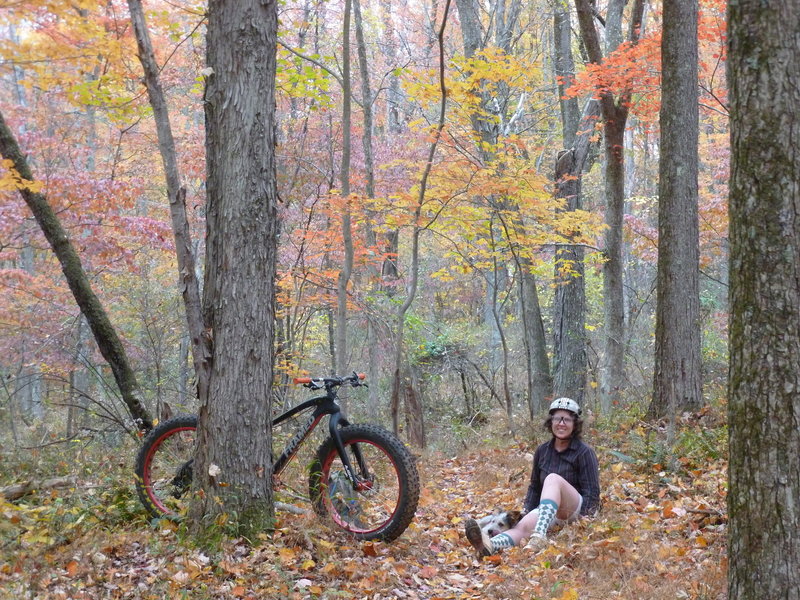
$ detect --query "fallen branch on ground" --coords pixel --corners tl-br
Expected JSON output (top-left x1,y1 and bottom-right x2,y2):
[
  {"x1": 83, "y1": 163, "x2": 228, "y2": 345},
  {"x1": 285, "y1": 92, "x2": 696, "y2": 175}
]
[{"x1": 0, "y1": 476, "x2": 78, "y2": 501}]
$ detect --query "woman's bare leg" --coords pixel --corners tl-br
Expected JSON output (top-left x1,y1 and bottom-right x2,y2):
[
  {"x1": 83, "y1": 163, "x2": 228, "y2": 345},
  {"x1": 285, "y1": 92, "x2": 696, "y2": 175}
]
[
  {"x1": 467, "y1": 473, "x2": 582, "y2": 555},
  {"x1": 539, "y1": 473, "x2": 582, "y2": 520}
]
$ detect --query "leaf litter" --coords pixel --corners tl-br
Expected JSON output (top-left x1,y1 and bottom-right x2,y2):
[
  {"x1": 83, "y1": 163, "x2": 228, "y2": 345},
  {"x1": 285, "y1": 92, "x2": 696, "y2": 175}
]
[{"x1": 0, "y1": 425, "x2": 727, "y2": 600}]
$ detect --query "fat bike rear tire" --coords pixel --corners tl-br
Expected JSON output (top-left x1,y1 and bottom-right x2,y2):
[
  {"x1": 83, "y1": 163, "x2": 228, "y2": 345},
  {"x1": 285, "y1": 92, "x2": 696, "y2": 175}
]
[{"x1": 135, "y1": 414, "x2": 198, "y2": 518}]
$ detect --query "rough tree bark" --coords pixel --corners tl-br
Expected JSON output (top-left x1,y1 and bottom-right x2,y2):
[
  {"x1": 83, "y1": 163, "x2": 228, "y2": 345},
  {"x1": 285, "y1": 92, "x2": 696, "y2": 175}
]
[
  {"x1": 0, "y1": 111, "x2": 153, "y2": 432},
  {"x1": 727, "y1": 1, "x2": 800, "y2": 597},
  {"x1": 190, "y1": 0, "x2": 279, "y2": 534},
  {"x1": 648, "y1": 0, "x2": 702, "y2": 420}
]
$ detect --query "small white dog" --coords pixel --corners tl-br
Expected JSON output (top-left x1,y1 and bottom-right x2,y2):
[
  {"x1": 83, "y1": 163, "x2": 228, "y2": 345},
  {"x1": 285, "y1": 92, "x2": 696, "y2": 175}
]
[{"x1": 477, "y1": 509, "x2": 523, "y2": 538}]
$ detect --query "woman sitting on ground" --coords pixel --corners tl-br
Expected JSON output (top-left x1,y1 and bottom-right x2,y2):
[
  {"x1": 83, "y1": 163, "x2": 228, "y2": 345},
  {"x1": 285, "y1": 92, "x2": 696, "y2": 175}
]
[{"x1": 464, "y1": 397, "x2": 601, "y2": 556}]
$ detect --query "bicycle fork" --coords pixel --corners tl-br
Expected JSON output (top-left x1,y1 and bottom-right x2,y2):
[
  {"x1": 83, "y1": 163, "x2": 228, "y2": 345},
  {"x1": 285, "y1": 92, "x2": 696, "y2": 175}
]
[{"x1": 329, "y1": 413, "x2": 373, "y2": 491}]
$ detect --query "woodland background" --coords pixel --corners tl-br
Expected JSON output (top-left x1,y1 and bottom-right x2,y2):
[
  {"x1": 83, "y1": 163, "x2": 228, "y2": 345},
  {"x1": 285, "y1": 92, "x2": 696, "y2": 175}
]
[{"x1": 1, "y1": 0, "x2": 731, "y2": 598}]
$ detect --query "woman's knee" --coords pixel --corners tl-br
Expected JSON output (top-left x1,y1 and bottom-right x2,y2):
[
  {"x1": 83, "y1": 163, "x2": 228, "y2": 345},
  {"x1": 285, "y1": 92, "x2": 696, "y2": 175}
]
[{"x1": 543, "y1": 473, "x2": 566, "y2": 485}]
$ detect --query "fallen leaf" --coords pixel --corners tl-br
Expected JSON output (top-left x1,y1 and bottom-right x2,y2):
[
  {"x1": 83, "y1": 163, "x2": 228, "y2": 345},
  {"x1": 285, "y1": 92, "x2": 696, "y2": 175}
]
[
  {"x1": 419, "y1": 565, "x2": 438, "y2": 578},
  {"x1": 65, "y1": 560, "x2": 79, "y2": 577}
]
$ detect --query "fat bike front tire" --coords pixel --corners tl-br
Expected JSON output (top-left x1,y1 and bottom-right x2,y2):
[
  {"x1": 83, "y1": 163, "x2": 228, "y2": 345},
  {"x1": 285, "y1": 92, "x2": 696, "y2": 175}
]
[
  {"x1": 135, "y1": 414, "x2": 198, "y2": 518},
  {"x1": 309, "y1": 424, "x2": 420, "y2": 542}
]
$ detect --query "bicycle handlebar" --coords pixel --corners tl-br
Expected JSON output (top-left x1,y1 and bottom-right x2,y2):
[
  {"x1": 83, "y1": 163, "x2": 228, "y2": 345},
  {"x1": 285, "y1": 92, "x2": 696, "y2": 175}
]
[{"x1": 292, "y1": 371, "x2": 366, "y2": 389}]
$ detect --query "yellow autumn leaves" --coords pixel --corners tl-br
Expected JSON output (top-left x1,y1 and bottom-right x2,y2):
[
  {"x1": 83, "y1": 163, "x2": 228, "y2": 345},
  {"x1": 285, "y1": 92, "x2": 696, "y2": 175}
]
[{"x1": 0, "y1": 160, "x2": 43, "y2": 194}]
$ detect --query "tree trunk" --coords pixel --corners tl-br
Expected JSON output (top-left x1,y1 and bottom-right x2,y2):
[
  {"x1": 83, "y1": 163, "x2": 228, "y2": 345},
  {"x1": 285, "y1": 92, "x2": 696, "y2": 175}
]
[
  {"x1": 604, "y1": 0, "x2": 626, "y2": 54},
  {"x1": 494, "y1": 0, "x2": 522, "y2": 53},
  {"x1": 456, "y1": 0, "x2": 551, "y2": 407},
  {"x1": 191, "y1": 0, "x2": 279, "y2": 534},
  {"x1": 455, "y1": 0, "x2": 501, "y2": 370},
  {"x1": 553, "y1": 151, "x2": 587, "y2": 405},
  {"x1": 648, "y1": 0, "x2": 701, "y2": 420},
  {"x1": 128, "y1": 0, "x2": 209, "y2": 404},
  {"x1": 554, "y1": 1, "x2": 580, "y2": 147},
  {"x1": 14, "y1": 357, "x2": 43, "y2": 422},
  {"x1": 390, "y1": 0, "x2": 451, "y2": 439},
  {"x1": 68, "y1": 315, "x2": 92, "y2": 437},
  {"x1": 353, "y1": 0, "x2": 382, "y2": 420},
  {"x1": 0, "y1": 110, "x2": 153, "y2": 432},
  {"x1": 378, "y1": 0, "x2": 401, "y2": 283},
  {"x1": 573, "y1": 0, "x2": 645, "y2": 411},
  {"x1": 335, "y1": 0, "x2": 354, "y2": 386},
  {"x1": 727, "y1": 2, "x2": 800, "y2": 598},
  {"x1": 14, "y1": 245, "x2": 44, "y2": 423},
  {"x1": 489, "y1": 253, "x2": 513, "y2": 423},
  {"x1": 402, "y1": 365, "x2": 426, "y2": 448},
  {"x1": 599, "y1": 116, "x2": 627, "y2": 409},
  {"x1": 353, "y1": 0, "x2": 374, "y2": 202},
  {"x1": 551, "y1": 2, "x2": 596, "y2": 405},
  {"x1": 518, "y1": 261, "x2": 553, "y2": 417},
  {"x1": 453, "y1": 0, "x2": 482, "y2": 59}
]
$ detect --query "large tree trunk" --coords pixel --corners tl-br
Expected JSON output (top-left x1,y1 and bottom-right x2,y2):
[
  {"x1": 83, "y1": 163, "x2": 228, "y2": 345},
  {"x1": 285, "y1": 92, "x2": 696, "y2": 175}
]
[
  {"x1": 648, "y1": 0, "x2": 701, "y2": 420},
  {"x1": 727, "y1": 2, "x2": 800, "y2": 597},
  {"x1": 378, "y1": 0, "x2": 401, "y2": 283},
  {"x1": 0, "y1": 111, "x2": 153, "y2": 432},
  {"x1": 454, "y1": 0, "x2": 482, "y2": 59},
  {"x1": 455, "y1": 0, "x2": 501, "y2": 370},
  {"x1": 191, "y1": 0, "x2": 279, "y2": 534}
]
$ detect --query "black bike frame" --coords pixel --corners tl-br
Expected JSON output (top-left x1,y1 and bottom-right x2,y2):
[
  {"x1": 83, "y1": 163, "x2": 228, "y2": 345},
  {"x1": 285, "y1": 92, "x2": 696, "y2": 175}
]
[{"x1": 271, "y1": 389, "x2": 367, "y2": 488}]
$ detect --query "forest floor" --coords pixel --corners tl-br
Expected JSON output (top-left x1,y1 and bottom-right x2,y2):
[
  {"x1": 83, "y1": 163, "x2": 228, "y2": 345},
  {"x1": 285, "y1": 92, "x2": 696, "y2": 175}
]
[{"x1": 1, "y1": 412, "x2": 727, "y2": 600}]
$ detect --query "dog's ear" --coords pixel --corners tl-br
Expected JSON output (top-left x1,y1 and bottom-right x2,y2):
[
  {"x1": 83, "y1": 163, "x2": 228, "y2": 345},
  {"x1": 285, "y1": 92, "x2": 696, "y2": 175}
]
[{"x1": 507, "y1": 510, "x2": 523, "y2": 525}]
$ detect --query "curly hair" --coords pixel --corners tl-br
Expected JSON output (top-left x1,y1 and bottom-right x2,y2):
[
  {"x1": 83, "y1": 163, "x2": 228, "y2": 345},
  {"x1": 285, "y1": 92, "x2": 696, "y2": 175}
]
[{"x1": 543, "y1": 413, "x2": 583, "y2": 441}]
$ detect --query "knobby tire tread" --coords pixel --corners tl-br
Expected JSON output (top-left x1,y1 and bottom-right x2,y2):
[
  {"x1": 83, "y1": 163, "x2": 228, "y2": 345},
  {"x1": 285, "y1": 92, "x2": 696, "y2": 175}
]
[
  {"x1": 309, "y1": 424, "x2": 420, "y2": 542},
  {"x1": 134, "y1": 414, "x2": 198, "y2": 519}
]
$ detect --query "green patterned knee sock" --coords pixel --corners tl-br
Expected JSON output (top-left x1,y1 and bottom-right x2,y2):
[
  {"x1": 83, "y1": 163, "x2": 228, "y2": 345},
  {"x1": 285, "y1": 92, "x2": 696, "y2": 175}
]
[
  {"x1": 489, "y1": 532, "x2": 515, "y2": 551},
  {"x1": 533, "y1": 499, "x2": 559, "y2": 537}
]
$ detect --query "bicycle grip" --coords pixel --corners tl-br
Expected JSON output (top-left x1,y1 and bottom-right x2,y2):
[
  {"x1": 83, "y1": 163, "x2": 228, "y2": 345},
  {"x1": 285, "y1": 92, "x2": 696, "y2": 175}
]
[
  {"x1": 357, "y1": 373, "x2": 366, "y2": 380},
  {"x1": 293, "y1": 377, "x2": 312, "y2": 384}
]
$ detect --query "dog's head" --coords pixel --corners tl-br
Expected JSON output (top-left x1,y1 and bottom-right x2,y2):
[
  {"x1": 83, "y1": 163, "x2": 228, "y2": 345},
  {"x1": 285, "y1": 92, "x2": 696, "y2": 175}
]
[{"x1": 477, "y1": 509, "x2": 523, "y2": 538}]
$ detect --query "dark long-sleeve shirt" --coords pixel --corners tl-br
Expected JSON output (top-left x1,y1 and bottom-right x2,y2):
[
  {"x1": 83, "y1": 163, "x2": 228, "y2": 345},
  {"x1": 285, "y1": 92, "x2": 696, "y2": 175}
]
[{"x1": 522, "y1": 437, "x2": 600, "y2": 516}]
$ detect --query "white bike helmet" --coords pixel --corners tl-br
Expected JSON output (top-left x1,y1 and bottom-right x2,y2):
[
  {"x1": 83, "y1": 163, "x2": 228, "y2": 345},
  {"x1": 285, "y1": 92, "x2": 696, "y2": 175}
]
[{"x1": 549, "y1": 397, "x2": 581, "y2": 417}]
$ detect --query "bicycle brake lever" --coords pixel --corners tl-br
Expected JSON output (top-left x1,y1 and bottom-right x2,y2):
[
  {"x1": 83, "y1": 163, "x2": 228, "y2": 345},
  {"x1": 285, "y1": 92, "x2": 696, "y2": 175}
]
[{"x1": 349, "y1": 371, "x2": 367, "y2": 387}]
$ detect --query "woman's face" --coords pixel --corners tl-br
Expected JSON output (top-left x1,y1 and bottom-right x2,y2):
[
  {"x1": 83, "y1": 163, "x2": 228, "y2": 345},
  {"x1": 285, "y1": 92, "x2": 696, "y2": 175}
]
[{"x1": 551, "y1": 410, "x2": 576, "y2": 440}]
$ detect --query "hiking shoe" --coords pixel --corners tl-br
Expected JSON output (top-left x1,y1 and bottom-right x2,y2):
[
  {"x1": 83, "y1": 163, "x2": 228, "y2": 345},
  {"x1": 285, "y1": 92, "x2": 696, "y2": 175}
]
[
  {"x1": 524, "y1": 533, "x2": 551, "y2": 553},
  {"x1": 464, "y1": 518, "x2": 492, "y2": 557}
]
